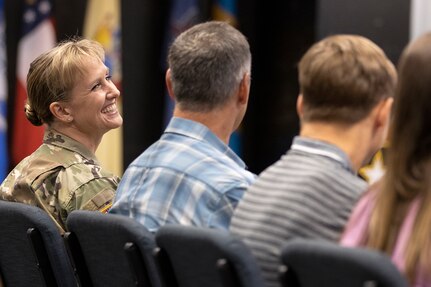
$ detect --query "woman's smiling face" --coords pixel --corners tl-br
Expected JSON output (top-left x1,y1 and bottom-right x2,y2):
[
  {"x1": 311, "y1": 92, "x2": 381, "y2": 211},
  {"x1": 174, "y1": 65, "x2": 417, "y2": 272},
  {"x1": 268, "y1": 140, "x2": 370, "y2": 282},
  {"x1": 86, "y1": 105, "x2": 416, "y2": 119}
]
[{"x1": 66, "y1": 57, "x2": 123, "y2": 138}]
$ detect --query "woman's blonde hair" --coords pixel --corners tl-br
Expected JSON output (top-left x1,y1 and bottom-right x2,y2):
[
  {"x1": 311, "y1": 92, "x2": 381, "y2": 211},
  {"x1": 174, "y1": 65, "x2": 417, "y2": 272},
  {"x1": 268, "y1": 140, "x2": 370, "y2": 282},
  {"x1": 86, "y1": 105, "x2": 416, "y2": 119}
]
[{"x1": 25, "y1": 38, "x2": 105, "y2": 126}]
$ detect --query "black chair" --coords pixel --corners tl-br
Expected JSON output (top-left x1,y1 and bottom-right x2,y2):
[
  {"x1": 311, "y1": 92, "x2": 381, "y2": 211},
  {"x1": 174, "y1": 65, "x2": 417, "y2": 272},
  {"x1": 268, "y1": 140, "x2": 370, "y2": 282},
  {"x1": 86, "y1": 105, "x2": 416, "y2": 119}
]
[
  {"x1": 279, "y1": 239, "x2": 408, "y2": 287},
  {"x1": 0, "y1": 200, "x2": 77, "y2": 287},
  {"x1": 155, "y1": 224, "x2": 265, "y2": 287},
  {"x1": 65, "y1": 210, "x2": 161, "y2": 287}
]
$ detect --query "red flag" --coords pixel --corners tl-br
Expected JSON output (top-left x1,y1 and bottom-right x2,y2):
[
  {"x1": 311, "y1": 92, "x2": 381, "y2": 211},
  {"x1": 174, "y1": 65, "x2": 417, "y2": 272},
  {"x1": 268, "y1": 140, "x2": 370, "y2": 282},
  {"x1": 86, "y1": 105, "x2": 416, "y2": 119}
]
[{"x1": 12, "y1": 0, "x2": 56, "y2": 165}]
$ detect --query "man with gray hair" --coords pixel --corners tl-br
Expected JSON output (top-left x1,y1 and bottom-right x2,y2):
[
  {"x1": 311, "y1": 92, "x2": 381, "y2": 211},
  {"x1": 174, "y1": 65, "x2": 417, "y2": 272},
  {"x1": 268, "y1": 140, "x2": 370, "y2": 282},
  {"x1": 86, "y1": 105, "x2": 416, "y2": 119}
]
[{"x1": 110, "y1": 21, "x2": 255, "y2": 232}]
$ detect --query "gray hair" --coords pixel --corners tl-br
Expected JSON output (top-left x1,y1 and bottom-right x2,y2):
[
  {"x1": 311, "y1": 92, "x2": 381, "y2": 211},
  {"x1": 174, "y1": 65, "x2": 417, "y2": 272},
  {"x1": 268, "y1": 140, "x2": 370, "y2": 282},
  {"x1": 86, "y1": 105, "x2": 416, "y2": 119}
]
[{"x1": 168, "y1": 21, "x2": 251, "y2": 112}]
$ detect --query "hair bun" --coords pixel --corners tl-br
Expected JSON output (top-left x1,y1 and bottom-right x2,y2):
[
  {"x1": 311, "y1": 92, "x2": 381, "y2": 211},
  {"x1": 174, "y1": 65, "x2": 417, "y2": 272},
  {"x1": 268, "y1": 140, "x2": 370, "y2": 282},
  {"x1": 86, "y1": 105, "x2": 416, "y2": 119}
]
[{"x1": 24, "y1": 103, "x2": 43, "y2": 126}]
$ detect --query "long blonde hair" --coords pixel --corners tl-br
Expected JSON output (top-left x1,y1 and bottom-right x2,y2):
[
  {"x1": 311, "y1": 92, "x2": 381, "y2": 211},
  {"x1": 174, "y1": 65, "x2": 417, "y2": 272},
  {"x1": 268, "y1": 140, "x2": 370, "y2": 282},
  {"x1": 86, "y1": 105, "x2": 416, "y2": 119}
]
[{"x1": 367, "y1": 32, "x2": 431, "y2": 283}]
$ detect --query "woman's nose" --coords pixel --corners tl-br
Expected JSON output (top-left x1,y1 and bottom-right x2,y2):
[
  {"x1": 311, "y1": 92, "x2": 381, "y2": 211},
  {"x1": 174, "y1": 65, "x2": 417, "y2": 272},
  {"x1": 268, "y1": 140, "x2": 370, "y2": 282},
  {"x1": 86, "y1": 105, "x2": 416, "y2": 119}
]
[{"x1": 106, "y1": 81, "x2": 120, "y2": 98}]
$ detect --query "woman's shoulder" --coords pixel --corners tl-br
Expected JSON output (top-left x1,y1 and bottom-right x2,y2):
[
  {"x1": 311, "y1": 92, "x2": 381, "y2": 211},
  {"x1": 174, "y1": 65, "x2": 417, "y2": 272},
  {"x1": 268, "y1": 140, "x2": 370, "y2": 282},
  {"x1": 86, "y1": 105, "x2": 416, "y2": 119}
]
[{"x1": 339, "y1": 181, "x2": 382, "y2": 246}]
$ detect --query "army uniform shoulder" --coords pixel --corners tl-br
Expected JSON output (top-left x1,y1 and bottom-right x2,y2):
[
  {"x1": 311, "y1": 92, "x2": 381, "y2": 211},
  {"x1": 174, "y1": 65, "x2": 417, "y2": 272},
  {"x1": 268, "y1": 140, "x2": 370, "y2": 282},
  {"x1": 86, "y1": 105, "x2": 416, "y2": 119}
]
[
  {"x1": 0, "y1": 146, "x2": 65, "y2": 203},
  {"x1": 56, "y1": 160, "x2": 119, "y2": 210},
  {"x1": 61, "y1": 159, "x2": 119, "y2": 189},
  {"x1": 78, "y1": 185, "x2": 116, "y2": 213}
]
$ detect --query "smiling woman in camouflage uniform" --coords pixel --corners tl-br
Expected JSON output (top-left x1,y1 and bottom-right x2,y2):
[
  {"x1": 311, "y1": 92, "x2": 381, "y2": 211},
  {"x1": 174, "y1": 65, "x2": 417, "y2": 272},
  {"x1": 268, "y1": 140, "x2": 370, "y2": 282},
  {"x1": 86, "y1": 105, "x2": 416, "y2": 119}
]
[{"x1": 0, "y1": 38, "x2": 123, "y2": 233}]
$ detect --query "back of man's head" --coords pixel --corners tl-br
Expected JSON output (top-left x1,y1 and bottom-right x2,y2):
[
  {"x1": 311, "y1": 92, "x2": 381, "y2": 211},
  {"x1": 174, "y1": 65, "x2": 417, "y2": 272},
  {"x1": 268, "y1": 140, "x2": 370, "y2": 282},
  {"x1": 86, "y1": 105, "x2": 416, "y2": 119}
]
[
  {"x1": 298, "y1": 34, "x2": 397, "y2": 124},
  {"x1": 168, "y1": 21, "x2": 251, "y2": 112}
]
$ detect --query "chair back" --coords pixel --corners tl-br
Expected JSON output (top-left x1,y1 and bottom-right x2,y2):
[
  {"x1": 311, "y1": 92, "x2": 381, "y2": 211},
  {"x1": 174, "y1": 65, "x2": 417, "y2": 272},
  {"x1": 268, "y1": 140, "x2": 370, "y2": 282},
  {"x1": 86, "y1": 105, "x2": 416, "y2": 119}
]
[
  {"x1": 155, "y1": 225, "x2": 265, "y2": 287},
  {"x1": 65, "y1": 210, "x2": 161, "y2": 287},
  {"x1": 279, "y1": 239, "x2": 408, "y2": 287},
  {"x1": 0, "y1": 200, "x2": 76, "y2": 287}
]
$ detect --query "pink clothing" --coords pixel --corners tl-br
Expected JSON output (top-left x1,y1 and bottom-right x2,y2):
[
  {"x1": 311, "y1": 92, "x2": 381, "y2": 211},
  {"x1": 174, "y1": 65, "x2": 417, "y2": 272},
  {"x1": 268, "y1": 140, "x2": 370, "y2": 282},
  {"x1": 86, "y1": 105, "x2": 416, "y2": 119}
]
[{"x1": 340, "y1": 190, "x2": 429, "y2": 286}]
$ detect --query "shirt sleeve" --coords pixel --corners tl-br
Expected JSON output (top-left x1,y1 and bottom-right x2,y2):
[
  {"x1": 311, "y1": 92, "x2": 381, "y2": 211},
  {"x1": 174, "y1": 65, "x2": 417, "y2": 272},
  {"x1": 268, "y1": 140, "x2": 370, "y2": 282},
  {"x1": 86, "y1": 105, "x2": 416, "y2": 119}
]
[
  {"x1": 339, "y1": 189, "x2": 376, "y2": 247},
  {"x1": 208, "y1": 184, "x2": 247, "y2": 230},
  {"x1": 72, "y1": 178, "x2": 117, "y2": 213}
]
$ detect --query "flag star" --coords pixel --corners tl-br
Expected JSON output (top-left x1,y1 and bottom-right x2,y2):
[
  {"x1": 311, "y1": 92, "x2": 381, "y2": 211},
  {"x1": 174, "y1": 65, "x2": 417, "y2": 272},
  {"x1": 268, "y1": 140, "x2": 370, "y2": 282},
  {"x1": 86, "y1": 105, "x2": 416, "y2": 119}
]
[
  {"x1": 359, "y1": 150, "x2": 385, "y2": 184},
  {"x1": 23, "y1": 9, "x2": 36, "y2": 24},
  {"x1": 39, "y1": 0, "x2": 51, "y2": 15}
]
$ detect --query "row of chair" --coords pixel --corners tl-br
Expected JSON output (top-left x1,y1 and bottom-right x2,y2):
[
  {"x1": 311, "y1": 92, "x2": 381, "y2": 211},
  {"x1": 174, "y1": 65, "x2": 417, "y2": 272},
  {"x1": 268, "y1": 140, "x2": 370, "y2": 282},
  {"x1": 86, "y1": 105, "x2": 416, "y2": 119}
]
[{"x1": 0, "y1": 200, "x2": 408, "y2": 287}]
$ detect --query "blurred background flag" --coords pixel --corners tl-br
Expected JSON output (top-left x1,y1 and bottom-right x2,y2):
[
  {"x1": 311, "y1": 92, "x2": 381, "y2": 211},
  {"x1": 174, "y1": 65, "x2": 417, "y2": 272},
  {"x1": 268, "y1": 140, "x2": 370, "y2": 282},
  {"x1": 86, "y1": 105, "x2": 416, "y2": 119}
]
[
  {"x1": 0, "y1": 0, "x2": 7, "y2": 181},
  {"x1": 212, "y1": 0, "x2": 237, "y2": 26},
  {"x1": 410, "y1": 0, "x2": 431, "y2": 40},
  {"x1": 162, "y1": 0, "x2": 201, "y2": 127},
  {"x1": 12, "y1": 0, "x2": 56, "y2": 166},
  {"x1": 83, "y1": 0, "x2": 123, "y2": 176},
  {"x1": 212, "y1": 0, "x2": 242, "y2": 156},
  {"x1": 359, "y1": 147, "x2": 387, "y2": 184}
]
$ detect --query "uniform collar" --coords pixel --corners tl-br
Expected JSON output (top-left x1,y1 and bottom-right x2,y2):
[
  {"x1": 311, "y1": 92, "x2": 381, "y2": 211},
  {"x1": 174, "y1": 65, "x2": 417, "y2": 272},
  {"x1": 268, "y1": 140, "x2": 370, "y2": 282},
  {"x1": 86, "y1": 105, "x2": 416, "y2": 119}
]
[{"x1": 43, "y1": 129, "x2": 99, "y2": 163}]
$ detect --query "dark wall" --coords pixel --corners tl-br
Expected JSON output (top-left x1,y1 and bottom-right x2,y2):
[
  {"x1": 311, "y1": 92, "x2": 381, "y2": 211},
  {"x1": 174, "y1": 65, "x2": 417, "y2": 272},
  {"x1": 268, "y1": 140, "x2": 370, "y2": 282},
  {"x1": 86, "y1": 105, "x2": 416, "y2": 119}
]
[
  {"x1": 317, "y1": 0, "x2": 410, "y2": 64},
  {"x1": 238, "y1": 0, "x2": 315, "y2": 173},
  {"x1": 121, "y1": 1, "x2": 169, "y2": 168},
  {"x1": 54, "y1": 0, "x2": 86, "y2": 40},
  {"x1": 5, "y1": 0, "x2": 22, "y2": 164}
]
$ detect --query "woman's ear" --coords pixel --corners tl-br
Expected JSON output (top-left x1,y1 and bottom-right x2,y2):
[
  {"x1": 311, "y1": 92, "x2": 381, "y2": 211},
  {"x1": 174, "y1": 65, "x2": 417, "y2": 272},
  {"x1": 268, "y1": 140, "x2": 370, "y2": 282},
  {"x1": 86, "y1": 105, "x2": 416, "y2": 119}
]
[{"x1": 49, "y1": 102, "x2": 73, "y2": 123}]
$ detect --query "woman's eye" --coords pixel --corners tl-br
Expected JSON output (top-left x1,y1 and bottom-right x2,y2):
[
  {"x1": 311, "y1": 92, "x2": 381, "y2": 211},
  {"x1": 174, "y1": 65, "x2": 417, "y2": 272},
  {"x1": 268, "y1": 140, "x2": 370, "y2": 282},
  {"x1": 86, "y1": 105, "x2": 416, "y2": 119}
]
[
  {"x1": 91, "y1": 75, "x2": 112, "y2": 91},
  {"x1": 91, "y1": 83, "x2": 101, "y2": 91}
]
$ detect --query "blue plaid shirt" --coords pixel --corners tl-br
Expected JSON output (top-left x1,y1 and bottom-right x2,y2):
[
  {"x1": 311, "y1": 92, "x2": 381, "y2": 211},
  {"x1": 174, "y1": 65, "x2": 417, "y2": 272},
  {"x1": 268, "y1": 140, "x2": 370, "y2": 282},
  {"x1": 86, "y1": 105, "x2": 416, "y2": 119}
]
[{"x1": 110, "y1": 117, "x2": 256, "y2": 232}]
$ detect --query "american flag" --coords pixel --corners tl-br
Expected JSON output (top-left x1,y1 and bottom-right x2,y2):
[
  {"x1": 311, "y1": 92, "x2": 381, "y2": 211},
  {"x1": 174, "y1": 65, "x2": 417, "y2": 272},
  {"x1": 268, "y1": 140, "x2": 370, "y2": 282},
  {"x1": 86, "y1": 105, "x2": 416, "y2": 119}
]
[{"x1": 11, "y1": 0, "x2": 56, "y2": 166}]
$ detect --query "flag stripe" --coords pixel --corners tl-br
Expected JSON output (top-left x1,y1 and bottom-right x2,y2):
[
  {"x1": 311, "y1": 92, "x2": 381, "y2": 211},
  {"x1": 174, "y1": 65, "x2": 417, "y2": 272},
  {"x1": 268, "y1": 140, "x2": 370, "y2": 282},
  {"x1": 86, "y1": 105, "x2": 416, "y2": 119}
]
[{"x1": 11, "y1": 0, "x2": 56, "y2": 165}]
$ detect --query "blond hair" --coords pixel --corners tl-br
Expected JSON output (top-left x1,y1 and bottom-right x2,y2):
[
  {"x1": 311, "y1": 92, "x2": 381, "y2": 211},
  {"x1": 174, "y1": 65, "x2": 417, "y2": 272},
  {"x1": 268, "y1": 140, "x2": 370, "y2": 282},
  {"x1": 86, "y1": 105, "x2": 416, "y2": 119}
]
[{"x1": 25, "y1": 38, "x2": 105, "y2": 126}]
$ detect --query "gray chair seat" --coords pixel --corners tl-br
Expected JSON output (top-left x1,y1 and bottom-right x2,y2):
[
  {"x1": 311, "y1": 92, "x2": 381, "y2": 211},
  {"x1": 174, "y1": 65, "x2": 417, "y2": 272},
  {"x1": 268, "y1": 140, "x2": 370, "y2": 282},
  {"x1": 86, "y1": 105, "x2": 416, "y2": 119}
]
[{"x1": 279, "y1": 239, "x2": 408, "y2": 287}]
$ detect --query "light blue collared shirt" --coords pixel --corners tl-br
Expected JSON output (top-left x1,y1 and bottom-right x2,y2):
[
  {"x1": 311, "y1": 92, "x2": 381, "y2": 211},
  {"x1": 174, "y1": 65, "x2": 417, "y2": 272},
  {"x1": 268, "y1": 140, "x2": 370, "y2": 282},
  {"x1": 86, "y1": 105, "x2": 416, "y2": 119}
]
[{"x1": 110, "y1": 117, "x2": 256, "y2": 232}]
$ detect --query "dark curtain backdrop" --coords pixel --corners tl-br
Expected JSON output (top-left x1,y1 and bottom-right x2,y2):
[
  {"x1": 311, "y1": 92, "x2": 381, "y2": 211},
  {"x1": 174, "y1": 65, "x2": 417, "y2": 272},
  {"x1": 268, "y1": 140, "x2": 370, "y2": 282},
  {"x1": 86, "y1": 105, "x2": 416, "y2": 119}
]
[
  {"x1": 238, "y1": 0, "x2": 315, "y2": 173},
  {"x1": 121, "y1": 0, "x2": 170, "y2": 171},
  {"x1": 5, "y1": 0, "x2": 409, "y2": 175},
  {"x1": 317, "y1": 0, "x2": 410, "y2": 64}
]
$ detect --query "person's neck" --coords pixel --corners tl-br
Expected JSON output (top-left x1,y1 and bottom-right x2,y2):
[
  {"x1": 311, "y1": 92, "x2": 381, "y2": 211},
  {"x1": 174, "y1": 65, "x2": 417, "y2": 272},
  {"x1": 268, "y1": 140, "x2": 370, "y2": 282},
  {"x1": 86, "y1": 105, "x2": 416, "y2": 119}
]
[
  {"x1": 299, "y1": 121, "x2": 374, "y2": 172},
  {"x1": 49, "y1": 124, "x2": 101, "y2": 154},
  {"x1": 173, "y1": 106, "x2": 236, "y2": 145}
]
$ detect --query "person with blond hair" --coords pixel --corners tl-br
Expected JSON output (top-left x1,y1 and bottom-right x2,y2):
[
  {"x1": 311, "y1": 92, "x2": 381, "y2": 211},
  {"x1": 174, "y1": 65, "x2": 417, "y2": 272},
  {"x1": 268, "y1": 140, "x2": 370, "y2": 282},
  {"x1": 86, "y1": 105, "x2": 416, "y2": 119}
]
[
  {"x1": 230, "y1": 34, "x2": 397, "y2": 287},
  {"x1": 341, "y1": 32, "x2": 431, "y2": 286},
  {"x1": 0, "y1": 38, "x2": 122, "y2": 233}
]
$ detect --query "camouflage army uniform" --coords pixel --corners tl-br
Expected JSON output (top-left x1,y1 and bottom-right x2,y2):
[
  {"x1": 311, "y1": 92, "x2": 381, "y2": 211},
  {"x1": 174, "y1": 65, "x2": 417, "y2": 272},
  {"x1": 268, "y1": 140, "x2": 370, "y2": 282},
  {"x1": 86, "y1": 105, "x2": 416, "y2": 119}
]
[{"x1": 0, "y1": 129, "x2": 120, "y2": 233}]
